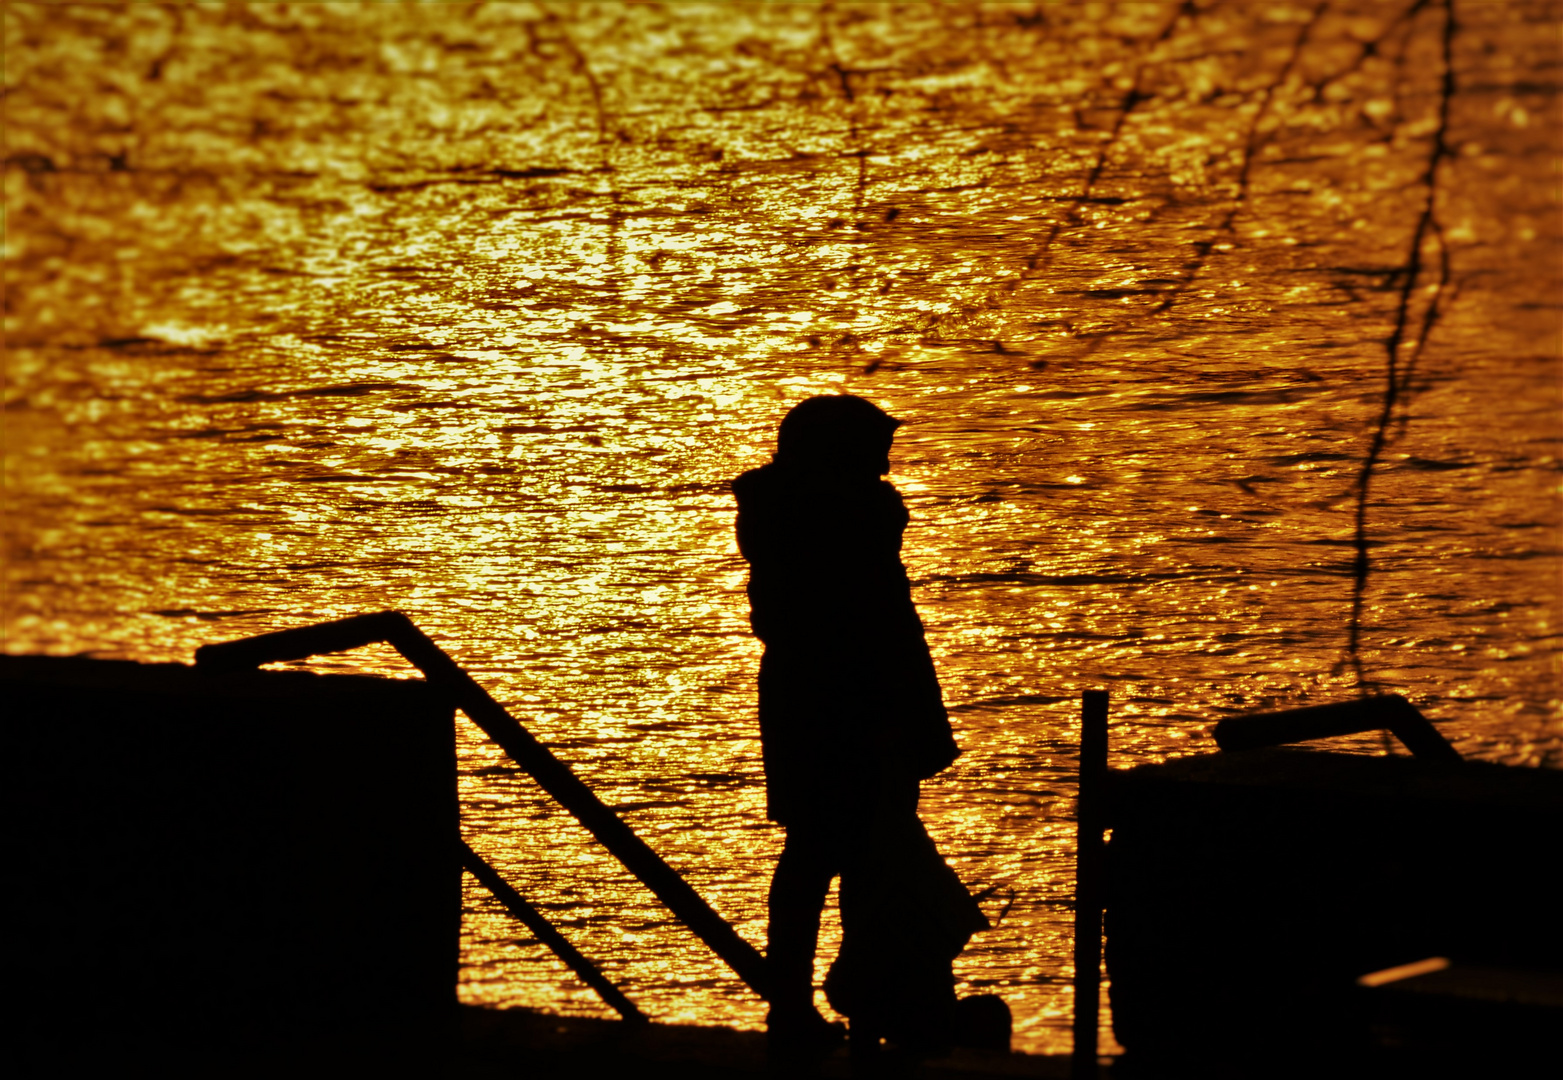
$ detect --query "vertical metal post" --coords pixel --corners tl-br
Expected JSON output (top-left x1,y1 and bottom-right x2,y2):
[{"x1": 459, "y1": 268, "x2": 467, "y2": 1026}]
[{"x1": 1071, "y1": 689, "x2": 1109, "y2": 1080}]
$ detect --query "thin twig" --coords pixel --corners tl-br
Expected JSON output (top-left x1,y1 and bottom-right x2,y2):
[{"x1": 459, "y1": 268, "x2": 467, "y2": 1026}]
[
  {"x1": 1034, "y1": 1, "x2": 1195, "y2": 271},
  {"x1": 1153, "y1": 1, "x2": 1329, "y2": 315},
  {"x1": 899, "y1": 3, "x2": 1195, "y2": 347}
]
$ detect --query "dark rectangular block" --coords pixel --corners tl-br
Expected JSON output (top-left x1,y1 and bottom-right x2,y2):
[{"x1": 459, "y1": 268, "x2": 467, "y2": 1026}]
[
  {"x1": 1103, "y1": 748, "x2": 1563, "y2": 1077},
  {"x1": 3, "y1": 654, "x2": 459, "y2": 1068}
]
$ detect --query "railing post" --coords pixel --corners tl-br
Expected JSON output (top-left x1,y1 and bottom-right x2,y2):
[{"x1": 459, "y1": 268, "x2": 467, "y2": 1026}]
[{"x1": 1071, "y1": 689, "x2": 1109, "y2": 1080}]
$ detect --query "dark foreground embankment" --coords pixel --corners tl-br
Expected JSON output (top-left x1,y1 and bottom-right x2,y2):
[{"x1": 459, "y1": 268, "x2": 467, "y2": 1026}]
[{"x1": 451, "y1": 1004, "x2": 1092, "y2": 1080}]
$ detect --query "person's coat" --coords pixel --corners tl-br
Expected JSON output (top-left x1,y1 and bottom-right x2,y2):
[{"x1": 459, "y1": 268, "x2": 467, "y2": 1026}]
[{"x1": 733, "y1": 461, "x2": 957, "y2": 825}]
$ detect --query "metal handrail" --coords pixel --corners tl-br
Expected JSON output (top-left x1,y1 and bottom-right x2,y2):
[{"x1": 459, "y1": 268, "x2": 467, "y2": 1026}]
[{"x1": 1213, "y1": 695, "x2": 1461, "y2": 762}]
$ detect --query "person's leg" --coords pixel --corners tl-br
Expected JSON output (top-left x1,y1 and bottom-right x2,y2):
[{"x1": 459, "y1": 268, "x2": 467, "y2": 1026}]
[{"x1": 767, "y1": 824, "x2": 838, "y2": 1016}]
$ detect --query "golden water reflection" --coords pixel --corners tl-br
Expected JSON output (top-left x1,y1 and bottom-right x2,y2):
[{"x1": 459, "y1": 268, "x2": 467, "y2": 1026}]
[{"x1": 5, "y1": 1, "x2": 1560, "y2": 1055}]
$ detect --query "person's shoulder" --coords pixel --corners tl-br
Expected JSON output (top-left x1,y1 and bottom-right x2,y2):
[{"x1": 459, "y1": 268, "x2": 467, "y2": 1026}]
[
  {"x1": 731, "y1": 463, "x2": 779, "y2": 505},
  {"x1": 871, "y1": 479, "x2": 911, "y2": 525},
  {"x1": 873, "y1": 478, "x2": 909, "y2": 507}
]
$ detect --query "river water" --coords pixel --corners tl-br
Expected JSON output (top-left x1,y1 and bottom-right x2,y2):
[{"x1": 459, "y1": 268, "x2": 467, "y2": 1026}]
[{"x1": 5, "y1": 0, "x2": 1559, "y2": 1054}]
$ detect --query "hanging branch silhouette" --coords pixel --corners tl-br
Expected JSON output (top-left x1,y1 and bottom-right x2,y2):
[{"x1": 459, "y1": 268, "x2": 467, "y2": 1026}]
[
  {"x1": 877, "y1": 1, "x2": 1197, "y2": 352},
  {"x1": 1345, "y1": 0, "x2": 1456, "y2": 685},
  {"x1": 1150, "y1": 1, "x2": 1328, "y2": 317},
  {"x1": 1307, "y1": 0, "x2": 1431, "y2": 103},
  {"x1": 1035, "y1": 0, "x2": 1197, "y2": 272}
]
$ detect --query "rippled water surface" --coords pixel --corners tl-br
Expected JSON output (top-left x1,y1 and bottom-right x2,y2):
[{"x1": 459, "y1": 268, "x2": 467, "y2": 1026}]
[{"x1": 5, "y1": 1, "x2": 1560, "y2": 1054}]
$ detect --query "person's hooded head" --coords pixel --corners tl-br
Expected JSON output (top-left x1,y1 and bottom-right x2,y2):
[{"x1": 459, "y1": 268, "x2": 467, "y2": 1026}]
[{"x1": 773, "y1": 395, "x2": 902, "y2": 480}]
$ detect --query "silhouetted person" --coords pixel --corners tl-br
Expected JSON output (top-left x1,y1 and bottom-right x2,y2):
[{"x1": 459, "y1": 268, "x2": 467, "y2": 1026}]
[{"x1": 733, "y1": 395, "x2": 983, "y2": 1054}]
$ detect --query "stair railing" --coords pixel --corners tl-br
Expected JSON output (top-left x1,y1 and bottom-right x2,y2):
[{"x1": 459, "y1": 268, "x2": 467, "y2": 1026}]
[{"x1": 196, "y1": 611, "x2": 771, "y2": 1022}]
